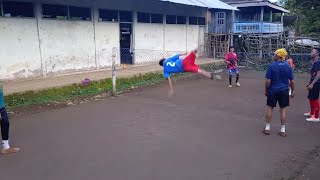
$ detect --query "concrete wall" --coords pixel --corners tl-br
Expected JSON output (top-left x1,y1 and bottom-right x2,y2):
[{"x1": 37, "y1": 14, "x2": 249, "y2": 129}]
[
  {"x1": 96, "y1": 22, "x2": 119, "y2": 68},
  {"x1": 134, "y1": 23, "x2": 164, "y2": 64},
  {"x1": 0, "y1": 18, "x2": 41, "y2": 79},
  {"x1": 0, "y1": 0, "x2": 208, "y2": 80},
  {"x1": 164, "y1": 25, "x2": 187, "y2": 52},
  {"x1": 40, "y1": 20, "x2": 96, "y2": 74}
]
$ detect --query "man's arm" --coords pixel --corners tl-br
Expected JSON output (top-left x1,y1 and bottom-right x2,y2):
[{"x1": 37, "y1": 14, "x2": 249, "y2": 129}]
[
  {"x1": 308, "y1": 70, "x2": 320, "y2": 89},
  {"x1": 290, "y1": 80, "x2": 295, "y2": 97},
  {"x1": 265, "y1": 66, "x2": 271, "y2": 96},
  {"x1": 224, "y1": 54, "x2": 231, "y2": 65},
  {"x1": 265, "y1": 79, "x2": 271, "y2": 96},
  {"x1": 313, "y1": 71, "x2": 320, "y2": 83},
  {"x1": 167, "y1": 76, "x2": 174, "y2": 96},
  {"x1": 288, "y1": 67, "x2": 295, "y2": 97}
]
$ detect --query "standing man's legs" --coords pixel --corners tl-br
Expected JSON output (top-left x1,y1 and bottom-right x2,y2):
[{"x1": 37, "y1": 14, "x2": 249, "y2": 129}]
[
  {"x1": 279, "y1": 108, "x2": 287, "y2": 136},
  {"x1": 0, "y1": 107, "x2": 20, "y2": 154},
  {"x1": 228, "y1": 68, "x2": 240, "y2": 87},
  {"x1": 264, "y1": 90, "x2": 289, "y2": 136},
  {"x1": 278, "y1": 90, "x2": 290, "y2": 137},
  {"x1": 235, "y1": 68, "x2": 240, "y2": 87},
  {"x1": 306, "y1": 83, "x2": 320, "y2": 121},
  {"x1": 0, "y1": 107, "x2": 9, "y2": 146},
  {"x1": 264, "y1": 106, "x2": 273, "y2": 135},
  {"x1": 228, "y1": 69, "x2": 233, "y2": 87},
  {"x1": 264, "y1": 93, "x2": 276, "y2": 135}
]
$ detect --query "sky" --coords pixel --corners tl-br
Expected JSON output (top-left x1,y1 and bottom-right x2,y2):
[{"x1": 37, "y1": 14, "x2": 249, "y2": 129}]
[{"x1": 269, "y1": 0, "x2": 278, "y2": 2}]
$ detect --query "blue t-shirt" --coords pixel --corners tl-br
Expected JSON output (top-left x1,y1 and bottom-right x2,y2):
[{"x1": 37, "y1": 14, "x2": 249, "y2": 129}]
[
  {"x1": 163, "y1": 54, "x2": 184, "y2": 79},
  {"x1": 310, "y1": 58, "x2": 320, "y2": 83},
  {"x1": 265, "y1": 61, "x2": 294, "y2": 95},
  {"x1": 0, "y1": 84, "x2": 5, "y2": 109}
]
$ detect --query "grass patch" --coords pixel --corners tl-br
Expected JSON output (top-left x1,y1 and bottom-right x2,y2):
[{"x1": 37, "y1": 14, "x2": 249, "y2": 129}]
[{"x1": 4, "y1": 63, "x2": 223, "y2": 109}]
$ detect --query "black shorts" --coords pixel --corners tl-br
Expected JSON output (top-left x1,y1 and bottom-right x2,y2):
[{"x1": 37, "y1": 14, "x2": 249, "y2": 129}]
[
  {"x1": 308, "y1": 82, "x2": 320, "y2": 100},
  {"x1": 267, "y1": 90, "x2": 289, "y2": 108}
]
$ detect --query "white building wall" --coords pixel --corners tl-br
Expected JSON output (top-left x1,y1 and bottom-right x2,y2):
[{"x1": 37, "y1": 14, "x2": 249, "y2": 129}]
[
  {"x1": 134, "y1": 23, "x2": 165, "y2": 64},
  {"x1": 96, "y1": 22, "x2": 120, "y2": 67},
  {"x1": 0, "y1": 0, "x2": 208, "y2": 80},
  {"x1": 40, "y1": 20, "x2": 96, "y2": 74},
  {"x1": 0, "y1": 18, "x2": 41, "y2": 79},
  {"x1": 164, "y1": 25, "x2": 187, "y2": 52},
  {"x1": 187, "y1": 25, "x2": 200, "y2": 51}
]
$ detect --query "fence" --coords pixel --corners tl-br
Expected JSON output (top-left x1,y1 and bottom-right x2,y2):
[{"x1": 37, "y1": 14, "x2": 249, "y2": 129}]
[
  {"x1": 109, "y1": 48, "x2": 224, "y2": 95},
  {"x1": 206, "y1": 33, "x2": 320, "y2": 73}
]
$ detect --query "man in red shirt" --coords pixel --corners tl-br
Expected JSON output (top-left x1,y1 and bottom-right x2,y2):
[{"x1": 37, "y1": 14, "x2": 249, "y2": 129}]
[{"x1": 225, "y1": 46, "x2": 240, "y2": 88}]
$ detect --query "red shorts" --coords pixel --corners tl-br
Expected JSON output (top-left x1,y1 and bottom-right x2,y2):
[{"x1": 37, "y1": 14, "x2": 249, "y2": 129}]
[{"x1": 182, "y1": 51, "x2": 199, "y2": 73}]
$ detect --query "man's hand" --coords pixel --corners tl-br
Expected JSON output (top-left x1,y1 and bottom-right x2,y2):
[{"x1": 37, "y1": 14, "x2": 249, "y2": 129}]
[
  {"x1": 290, "y1": 91, "x2": 295, "y2": 98},
  {"x1": 307, "y1": 84, "x2": 314, "y2": 90},
  {"x1": 168, "y1": 88, "x2": 174, "y2": 97},
  {"x1": 167, "y1": 77, "x2": 174, "y2": 97},
  {"x1": 265, "y1": 91, "x2": 268, "y2": 97}
]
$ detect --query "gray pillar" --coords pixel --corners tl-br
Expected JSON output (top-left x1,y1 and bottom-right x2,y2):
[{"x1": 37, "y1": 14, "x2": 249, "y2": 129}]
[
  {"x1": 270, "y1": 10, "x2": 272, "y2": 22},
  {"x1": 281, "y1": 13, "x2": 284, "y2": 23},
  {"x1": 260, "y1": 7, "x2": 264, "y2": 22},
  {"x1": 92, "y1": 0, "x2": 98, "y2": 69},
  {"x1": 231, "y1": 10, "x2": 235, "y2": 46},
  {"x1": 35, "y1": 0, "x2": 45, "y2": 76}
]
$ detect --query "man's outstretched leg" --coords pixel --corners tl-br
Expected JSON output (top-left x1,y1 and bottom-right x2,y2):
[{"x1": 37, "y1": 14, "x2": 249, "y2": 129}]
[{"x1": 198, "y1": 69, "x2": 213, "y2": 79}]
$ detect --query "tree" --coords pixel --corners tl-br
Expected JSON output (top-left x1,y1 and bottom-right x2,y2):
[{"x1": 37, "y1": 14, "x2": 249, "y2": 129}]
[{"x1": 282, "y1": 0, "x2": 320, "y2": 37}]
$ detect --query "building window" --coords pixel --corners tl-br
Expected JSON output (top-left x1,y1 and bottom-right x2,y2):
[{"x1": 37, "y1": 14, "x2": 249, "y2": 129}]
[
  {"x1": 69, "y1": 6, "x2": 91, "y2": 21},
  {"x1": 189, "y1": 16, "x2": 197, "y2": 25},
  {"x1": 166, "y1": 15, "x2": 176, "y2": 24},
  {"x1": 137, "y1": 12, "x2": 150, "y2": 23},
  {"x1": 217, "y1": 12, "x2": 225, "y2": 25},
  {"x1": 177, "y1": 16, "x2": 186, "y2": 24},
  {"x1": 42, "y1": 4, "x2": 68, "y2": 20},
  {"x1": 42, "y1": 4, "x2": 91, "y2": 21},
  {"x1": 151, "y1": 13, "x2": 163, "y2": 24},
  {"x1": 99, "y1": 9, "x2": 118, "y2": 22},
  {"x1": 1, "y1": 1, "x2": 34, "y2": 18},
  {"x1": 198, "y1": 17, "x2": 206, "y2": 25},
  {"x1": 119, "y1": 11, "x2": 132, "y2": 23},
  {"x1": 189, "y1": 16, "x2": 205, "y2": 25}
]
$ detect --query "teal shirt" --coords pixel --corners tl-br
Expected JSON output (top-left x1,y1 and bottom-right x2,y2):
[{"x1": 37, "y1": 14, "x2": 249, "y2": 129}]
[{"x1": 0, "y1": 83, "x2": 5, "y2": 108}]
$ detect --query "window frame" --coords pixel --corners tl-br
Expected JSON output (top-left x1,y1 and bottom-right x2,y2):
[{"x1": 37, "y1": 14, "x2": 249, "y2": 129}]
[
  {"x1": 217, "y1": 12, "x2": 225, "y2": 25},
  {"x1": 41, "y1": 3, "x2": 92, "y2": 21},
  {"x1": 98, "y1": 9, "x2": 119, "y2": 22},
  {"x1": 1, "y1": 1, "x2": 35, "y2": 18}
]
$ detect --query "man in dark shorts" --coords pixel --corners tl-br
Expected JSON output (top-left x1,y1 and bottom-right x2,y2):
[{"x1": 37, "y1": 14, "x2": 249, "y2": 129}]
[
  {"x1": 263, "y1": 48, "x2": 295, "y2": 137},
  {"x1": 159, "y1": 49, "x2": 213, "y2": 96},
  {"x1": 304, "y1": 48, "x2": 320, "y2": 122}
]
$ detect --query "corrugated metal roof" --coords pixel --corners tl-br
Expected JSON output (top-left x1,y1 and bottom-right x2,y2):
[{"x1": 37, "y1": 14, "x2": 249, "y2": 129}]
[{"x1": 161, "y1": 0, "x2": 238, "y2": 10}]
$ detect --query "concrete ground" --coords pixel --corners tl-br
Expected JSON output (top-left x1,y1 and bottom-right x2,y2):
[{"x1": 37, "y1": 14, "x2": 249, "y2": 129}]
[{"x1": 1, "y1": 71, "x2": 320, "y2": 180}]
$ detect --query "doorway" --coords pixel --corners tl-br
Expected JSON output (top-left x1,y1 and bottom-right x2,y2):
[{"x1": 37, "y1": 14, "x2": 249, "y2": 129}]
[{"x1": 119, "y1": 11, "x2": 133, "y2": 64}]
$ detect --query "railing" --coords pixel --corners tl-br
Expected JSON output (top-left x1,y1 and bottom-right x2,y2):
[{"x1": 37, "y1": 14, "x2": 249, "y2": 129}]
[{"x1": 233, "y1": 22, "x2": 284, "y2": 33}]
